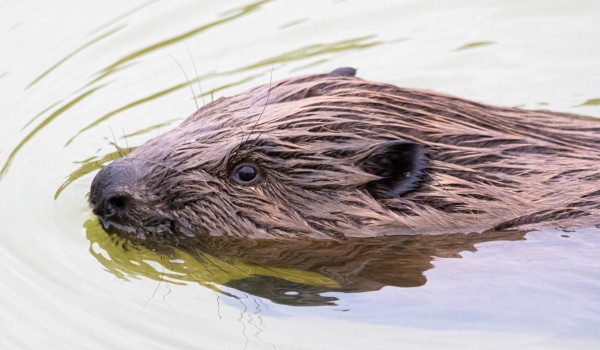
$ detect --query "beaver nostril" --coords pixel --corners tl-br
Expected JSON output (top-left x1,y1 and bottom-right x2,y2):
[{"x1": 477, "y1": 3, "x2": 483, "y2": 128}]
[
  {"x1": 110, "y1": 196, "x2": 127, "y2": 209},
  {"x1": 104, "y1": 194, "x2": 131, "y2": 217}
]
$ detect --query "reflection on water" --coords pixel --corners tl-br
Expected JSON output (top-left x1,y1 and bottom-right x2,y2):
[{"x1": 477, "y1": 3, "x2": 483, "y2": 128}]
[
  {"x1": 67, "y1": 35, "x2": 379, "y2": 145},
  {"x1": 85, "y1": 219, "x2": 339, "y2": 293},
  {"x1": 2, "y1": 0, "x2": 380, "y2": 179},
  {"x1": 0, "y1": 86, "x2": 102, "y2": 178},
  {"x1": 26, "y1": 25, "x2": 125, "y2": 89},
  {"x1": 85, "y1": 218, "x2": 526, "y2": 306},
  {"x1": 93, "y1": 0, "x2": 273, "y2": 82},
  {"x1": 454, "y1": 41, "x2": 495, "y2": 51},
  {"x1": 582, "y1": 98, "x2": 600, "y2": 106}
]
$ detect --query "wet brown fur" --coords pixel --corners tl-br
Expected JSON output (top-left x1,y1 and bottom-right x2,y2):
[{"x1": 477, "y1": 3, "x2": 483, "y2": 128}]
[{"x1": 93, "y1": 73, "x2": 600, "y2": 240}]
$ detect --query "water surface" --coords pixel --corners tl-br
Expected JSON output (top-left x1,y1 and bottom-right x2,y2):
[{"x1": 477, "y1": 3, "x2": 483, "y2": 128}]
[{"x1": 1, "y1": 1, "x2": 599, "y2": 349}]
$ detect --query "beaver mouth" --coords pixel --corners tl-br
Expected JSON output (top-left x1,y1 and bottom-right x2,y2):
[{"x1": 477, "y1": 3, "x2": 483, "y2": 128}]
[{"x1": 98, "y1": 214, "x2": 179, "y2": 241}]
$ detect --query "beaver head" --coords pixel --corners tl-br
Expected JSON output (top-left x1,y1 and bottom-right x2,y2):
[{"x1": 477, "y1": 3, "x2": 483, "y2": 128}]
[{"x1": 90, "y1": 68, "x2": 600, "y2": 241}]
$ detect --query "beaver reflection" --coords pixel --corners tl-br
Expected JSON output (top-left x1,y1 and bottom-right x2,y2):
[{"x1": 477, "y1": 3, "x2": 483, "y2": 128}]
[
  {"x1": 86, "y1": 218, "x2": 526, "y2": 306},
  {"x1": 184, "y1": 230, "x2": 526, "y2": 306}
]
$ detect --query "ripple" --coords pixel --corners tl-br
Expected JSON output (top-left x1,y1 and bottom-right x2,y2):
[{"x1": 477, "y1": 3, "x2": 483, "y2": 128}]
[{"x1": 2, "y1": 1, "x2": 600, "y2": 348}]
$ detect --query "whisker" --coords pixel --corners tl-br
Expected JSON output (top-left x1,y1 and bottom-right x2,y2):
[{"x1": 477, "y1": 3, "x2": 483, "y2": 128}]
[
  {"x1": 245, "y1": 62, "x2": 275, "y2": 144},
  {"x1": 170, "y1": 55, "x2": 199, "y2": 110},
  {"x1": 122, "y1": 127, "x2": 130, "y2": 153},
  {"x1": 108, "y1": 125, "x2": 124, "y2": 157},
  {"x1": 185, "y1": 43, "x2": 205, "y2": 107}
]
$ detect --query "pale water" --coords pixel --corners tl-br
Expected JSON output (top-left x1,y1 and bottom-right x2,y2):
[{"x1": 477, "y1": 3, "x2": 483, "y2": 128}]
[{"x1": 1, "y1": 1, "x2": 599, "y2": 349}]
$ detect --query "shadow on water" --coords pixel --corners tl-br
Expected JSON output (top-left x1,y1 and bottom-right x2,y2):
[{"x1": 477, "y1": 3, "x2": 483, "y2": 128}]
[{"x1": 84, "y1": 218, "x2": 526, "y2": 306}]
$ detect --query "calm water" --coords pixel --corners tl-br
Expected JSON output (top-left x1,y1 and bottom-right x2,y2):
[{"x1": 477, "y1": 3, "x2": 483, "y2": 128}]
[{"x1": 1, "y1": 1, "x2": 600, "y2": 349}]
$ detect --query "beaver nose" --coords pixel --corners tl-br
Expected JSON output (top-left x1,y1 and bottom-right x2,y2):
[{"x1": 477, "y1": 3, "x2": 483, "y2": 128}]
[{"x1": 90, "y1": 162, "x2": 136, "y2": 219}]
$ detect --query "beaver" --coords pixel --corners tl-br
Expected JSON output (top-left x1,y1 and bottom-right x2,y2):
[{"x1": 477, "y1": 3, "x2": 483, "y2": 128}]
[{"x1": 90, "y1": 67, "x2": 600, "y2": 242}]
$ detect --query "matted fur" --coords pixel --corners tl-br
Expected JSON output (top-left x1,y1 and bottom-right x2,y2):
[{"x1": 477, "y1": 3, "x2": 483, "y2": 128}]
[{"x1": 90, "y1": 73, "x2": 600, "y2": 240}]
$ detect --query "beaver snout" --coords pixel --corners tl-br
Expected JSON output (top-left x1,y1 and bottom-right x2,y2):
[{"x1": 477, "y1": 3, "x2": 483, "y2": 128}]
[{"x1": 90, "y1": 162, "x2": 138, "y2": 226}]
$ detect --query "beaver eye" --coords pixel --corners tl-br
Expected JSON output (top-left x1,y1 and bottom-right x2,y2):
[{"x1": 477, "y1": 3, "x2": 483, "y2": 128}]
[{"x1": 232, "y1": 163, "x2": 260, "y2": 184}]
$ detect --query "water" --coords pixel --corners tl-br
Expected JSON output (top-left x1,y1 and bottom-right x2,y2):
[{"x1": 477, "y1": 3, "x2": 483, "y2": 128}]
[{"x1": 1, "y1": 1, "x2": 600, "y2": 349}]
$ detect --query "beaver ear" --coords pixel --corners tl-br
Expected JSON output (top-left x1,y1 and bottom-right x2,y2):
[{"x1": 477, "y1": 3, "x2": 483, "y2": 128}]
[
  {"x1": 330, "y1": 67, "x2": 357, "y2": 77},
  {"x1": 360, "y1": 140, "x2": 428, "y2": 198}
]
